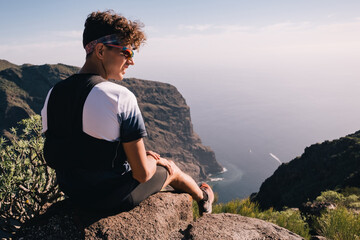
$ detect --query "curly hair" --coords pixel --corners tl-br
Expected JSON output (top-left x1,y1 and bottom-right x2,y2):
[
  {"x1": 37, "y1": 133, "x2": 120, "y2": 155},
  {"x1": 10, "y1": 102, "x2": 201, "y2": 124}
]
[{"x1": 83, "y1": 10, "x2": 146, "y2": 51}]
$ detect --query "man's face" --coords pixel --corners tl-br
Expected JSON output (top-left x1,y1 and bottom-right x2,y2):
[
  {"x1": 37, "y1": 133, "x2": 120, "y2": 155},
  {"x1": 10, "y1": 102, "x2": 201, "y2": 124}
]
[{"x1": 102, "y1": 44, "x2": 135, "y2": 81}]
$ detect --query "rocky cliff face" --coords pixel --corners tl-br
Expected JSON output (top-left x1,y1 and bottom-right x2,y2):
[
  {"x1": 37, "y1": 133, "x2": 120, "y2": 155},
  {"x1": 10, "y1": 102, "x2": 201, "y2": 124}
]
[
  {"x1": 0, "y1": 60, "x2": 222, "y2": 180},
  {"x1": 251, "y1": 130, "x2": 360, "y2": 210},
  {"x1": 120, "y1": 78, "x2": 223, "y2": 179},
  {"x1": 0, "y1": 61, "x2": 78, "y2": 137},
  {"x1": 17, "y1": 192, "x2": 303, "y2": 240}
]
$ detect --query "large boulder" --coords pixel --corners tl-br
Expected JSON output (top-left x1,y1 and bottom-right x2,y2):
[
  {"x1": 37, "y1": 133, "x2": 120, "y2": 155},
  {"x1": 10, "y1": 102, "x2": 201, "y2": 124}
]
[
  {"x1": 173, "y1": 213, "x2": 303, "y2": 240},
  {"x1": 83, "y1": 192, "x2": 192, "y2": 239},
  {"x1": 17, "y1": 192, "x2": 193, "y2": 239},
  {"x1": 16, "y1": 192, "x2": 305, "y2": 240}
]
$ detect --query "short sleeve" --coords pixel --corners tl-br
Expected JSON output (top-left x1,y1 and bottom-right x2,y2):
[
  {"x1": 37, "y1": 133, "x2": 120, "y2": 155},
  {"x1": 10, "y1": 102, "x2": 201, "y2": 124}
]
[
  {"x1": 41, "y1": 88, "x2": 53, "y2": 133},
  {"x1": 118, "y1": 91, "x2": 147, "y2": 142}
]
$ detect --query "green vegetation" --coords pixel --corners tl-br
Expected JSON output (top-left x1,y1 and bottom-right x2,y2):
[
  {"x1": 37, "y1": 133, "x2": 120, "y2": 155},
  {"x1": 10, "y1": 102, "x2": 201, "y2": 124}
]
[
  {"x1": 312, "y1": 189, "x2": 360, "y2": 240},
  {"x1": 0, "y1": 78, "x2": 32, "y2": 111},
  {"x1": 315, "y1": 189, "x2": 360, "y2": 210},
  {"x1": 315, "y1": 206, "x2": 360, "y2": 240},
  {"x1": 0, "y1": 115, "x2": 63, "y2": 222},
  {"x1": 0, "y1": 59, "x2": 18, "y2": 71},
  {"x1": 194, "y1": 188, "x2": 360, "y2": 240},
  {"x1": 209, "y1": 198, "x2": 311, "y2": 239}
]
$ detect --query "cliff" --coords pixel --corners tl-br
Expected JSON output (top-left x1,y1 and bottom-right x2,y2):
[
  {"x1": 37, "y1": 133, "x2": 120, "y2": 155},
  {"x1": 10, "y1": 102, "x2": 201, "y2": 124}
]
[
  {"x1": 0, "y1": 59, "x2": 222, "y2": 180},
  {"x1": 251, "y1": 130, "x2": 360, "y2": 210},
  {"x1": 16, "y1": 192, "x2": 303, "y2": 240},
  {"x1": 120, "y1": 78, "x2": 222, "y2": 179}
]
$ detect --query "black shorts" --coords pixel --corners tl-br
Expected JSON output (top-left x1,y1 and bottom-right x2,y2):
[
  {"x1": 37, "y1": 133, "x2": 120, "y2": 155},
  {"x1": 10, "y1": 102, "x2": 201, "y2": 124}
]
[
  {"x1": 57, "y1": 165, "x2": 168, "y2": 212},
  {"x1": 104, "y1": 165, "x2": 168, "y2": 211}
]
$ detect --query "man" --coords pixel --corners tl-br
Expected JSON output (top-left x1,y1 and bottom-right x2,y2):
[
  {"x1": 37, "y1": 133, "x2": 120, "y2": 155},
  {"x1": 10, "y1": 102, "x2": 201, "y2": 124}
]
[{"x1": 41, "y1": 10, "x2": 213, "y2": 215}]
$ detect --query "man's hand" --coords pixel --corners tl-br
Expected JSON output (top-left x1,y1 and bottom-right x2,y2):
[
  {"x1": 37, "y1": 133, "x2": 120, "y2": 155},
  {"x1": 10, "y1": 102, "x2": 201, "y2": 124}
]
[
  {"x1": 146, "y1": 151, "x2": 174, "y2": 175},
  {"x1": 156, "y1": 157, "x2": 174, "y2": 175},
  {"x1": 146, "y1": 151, "x2": 161, "y2": 160}
]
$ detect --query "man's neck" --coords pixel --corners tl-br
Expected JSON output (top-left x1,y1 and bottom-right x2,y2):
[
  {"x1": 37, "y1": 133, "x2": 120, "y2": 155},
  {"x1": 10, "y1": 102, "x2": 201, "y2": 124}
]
[{"x1": 79, "y1": 59, "x2": 107, "y2": 79}]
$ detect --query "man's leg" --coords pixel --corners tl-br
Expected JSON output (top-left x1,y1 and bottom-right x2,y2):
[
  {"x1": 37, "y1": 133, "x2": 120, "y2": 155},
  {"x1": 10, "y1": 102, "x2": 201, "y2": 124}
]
[
  {"x1": 122, "y1": 160, "x2": 213, "y2": 215},
  {"x1": 161, "y1": 160, "x2": 206, "y2": 202},
  {"x1": 161, "y1": 160, "x2": 214, "y2": 215}
]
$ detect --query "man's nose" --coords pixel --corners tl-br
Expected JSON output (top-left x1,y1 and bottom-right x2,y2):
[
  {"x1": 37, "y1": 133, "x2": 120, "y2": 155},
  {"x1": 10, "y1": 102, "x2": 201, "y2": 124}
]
[{"x1": 127, "y1": 58, "x2": 135, "y2": 65}]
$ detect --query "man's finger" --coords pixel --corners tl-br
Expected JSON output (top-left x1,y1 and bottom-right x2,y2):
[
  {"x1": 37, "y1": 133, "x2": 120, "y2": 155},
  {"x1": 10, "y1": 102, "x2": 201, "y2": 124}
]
[
  {"x1": 146, "y1": 151, "x2": 160, "y2": 160},
  {"x1": 164, "y1": 163, "x2": 172, "y2": 175},
  {"x1": 168, "y1": 164, "x2": 173, "y2": 175}
]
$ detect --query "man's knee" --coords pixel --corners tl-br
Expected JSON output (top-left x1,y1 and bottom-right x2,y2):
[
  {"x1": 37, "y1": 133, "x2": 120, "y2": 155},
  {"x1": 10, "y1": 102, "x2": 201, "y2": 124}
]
[
  {"x1": 168, "y1": 160, "x2": 182, "y2": 178},
  {"x1": 157, "y1": 165, "x2": 168, "y2": 175}
]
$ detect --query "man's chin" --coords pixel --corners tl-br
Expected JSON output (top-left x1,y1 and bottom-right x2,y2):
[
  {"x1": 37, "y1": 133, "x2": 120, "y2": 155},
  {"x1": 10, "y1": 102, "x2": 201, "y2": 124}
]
[{"x1": 110, "y1": 73, "x2": 124, "y2": 81}]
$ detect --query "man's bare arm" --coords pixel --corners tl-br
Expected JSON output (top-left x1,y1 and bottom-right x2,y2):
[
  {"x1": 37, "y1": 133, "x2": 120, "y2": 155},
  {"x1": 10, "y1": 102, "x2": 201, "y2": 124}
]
[{"x1": 123, "y1": 138, "x2": 157, "y2": 183}]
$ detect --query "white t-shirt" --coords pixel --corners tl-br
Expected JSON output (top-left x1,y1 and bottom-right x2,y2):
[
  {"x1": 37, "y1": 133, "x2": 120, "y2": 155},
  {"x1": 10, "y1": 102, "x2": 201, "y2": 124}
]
[{"x1": 41, "y1": 81, "x2": 146, "y2": 142}]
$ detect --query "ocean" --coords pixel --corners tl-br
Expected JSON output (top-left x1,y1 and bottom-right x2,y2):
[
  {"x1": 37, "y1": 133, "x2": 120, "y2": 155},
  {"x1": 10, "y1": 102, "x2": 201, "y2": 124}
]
[{"x1": 163, "y1": 67, "x2": 360, "y2": 203}]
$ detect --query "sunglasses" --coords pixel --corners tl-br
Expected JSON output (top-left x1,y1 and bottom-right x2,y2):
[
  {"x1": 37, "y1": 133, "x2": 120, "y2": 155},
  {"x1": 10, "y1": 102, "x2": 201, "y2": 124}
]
[{"x1": 105, "y1": 44, "x2": 134, "y2": 60}]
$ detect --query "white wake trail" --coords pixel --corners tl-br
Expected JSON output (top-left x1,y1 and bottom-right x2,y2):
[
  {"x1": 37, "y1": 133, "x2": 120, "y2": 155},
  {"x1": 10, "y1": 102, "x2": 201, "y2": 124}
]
[{"x1": 269, "y1": 153, "x2": 282, "y2": 165}]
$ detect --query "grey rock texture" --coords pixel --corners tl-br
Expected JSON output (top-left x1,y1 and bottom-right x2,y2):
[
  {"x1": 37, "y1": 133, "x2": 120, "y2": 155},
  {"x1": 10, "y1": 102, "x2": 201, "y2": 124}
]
[
  {"x1": 17, "y1": 192, "x2": 304, "y2": 240},
  {"x1": 17, "y1": 192, "x2": 193, "y2": 240},
  {"x1": 179, "y1": 213, "x2": 304, "y2": 240},
  {"x1": 83, "y1": 192, "x2": 193, "y2": 239},
  {"x1": 310, "y1": 236, "x2": 328, "y2": 240}
]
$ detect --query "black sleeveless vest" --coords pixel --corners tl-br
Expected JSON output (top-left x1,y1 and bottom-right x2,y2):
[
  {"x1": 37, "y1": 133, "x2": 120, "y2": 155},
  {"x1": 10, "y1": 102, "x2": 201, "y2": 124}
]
[{"x1": 43, "y1": 74, "x2": 127, "y2": 171}]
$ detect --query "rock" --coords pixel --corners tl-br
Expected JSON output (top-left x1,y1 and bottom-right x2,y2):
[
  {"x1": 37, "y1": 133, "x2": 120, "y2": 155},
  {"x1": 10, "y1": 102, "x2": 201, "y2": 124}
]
[
  {"x1": 178, "y1": 213, "x2": 304, "y2": 240},
  {"x1": 0, "y1": 216, "x2": 21, "y2": 238},
  {"x1": 83, "y1": 192, "x2": 192, "y2": 239},
  {"x1": 17, "y1": 192, "x2": 193, "y2": 240},
  {"x1": 310, "y1": 236, "x2": 329, "y2": 240},
  {"x1": 17, "y1": 193, "x2": 306, "y2": 240},
  {"x1": 300, "y1": 201, "x2": 336, "y2": 217}
]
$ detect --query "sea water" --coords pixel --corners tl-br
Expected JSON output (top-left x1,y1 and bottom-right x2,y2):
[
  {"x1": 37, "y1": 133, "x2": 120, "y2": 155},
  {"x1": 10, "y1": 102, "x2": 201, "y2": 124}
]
[
  {"x1": 172, "y1": 69, "x2": 360, "y2": 203},
  {"x1": 131, "y1": 63, "x2": 360, "y2": 203}
]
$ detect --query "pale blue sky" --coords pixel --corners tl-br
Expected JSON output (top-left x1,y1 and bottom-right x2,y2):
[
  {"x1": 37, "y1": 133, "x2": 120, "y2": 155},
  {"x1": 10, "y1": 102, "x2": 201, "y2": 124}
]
[
  {"x1": 1, "y1": 1, "x2": 359, "y2": 39},
  {"x1": 2, "y1": 1, "x2": 360, "y2": 122},
  {"x1": 1, "y1": 0, "x2": 360, "y2": 73},
  {"x1": 1, "y1": 0, "x2": 360, "y2": 99},
  {"x1": 1, "y1": 0, "x2": 359, "y2": 31}
]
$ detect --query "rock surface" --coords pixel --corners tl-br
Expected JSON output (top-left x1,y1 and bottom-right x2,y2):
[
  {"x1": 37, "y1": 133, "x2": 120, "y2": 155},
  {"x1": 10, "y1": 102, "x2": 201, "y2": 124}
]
[
  {"x1": 17, "y1": 192, "x2": 193, "y2": 240},
  {"x1": 17, "y1": 192, "x2": 304, "y2": 240},
  {"x1": 0, "y1": 60, "x2": 222, "y2": 181},
  {"x1": 180, "y1": 213, "x2": 303, "y2": 240}
]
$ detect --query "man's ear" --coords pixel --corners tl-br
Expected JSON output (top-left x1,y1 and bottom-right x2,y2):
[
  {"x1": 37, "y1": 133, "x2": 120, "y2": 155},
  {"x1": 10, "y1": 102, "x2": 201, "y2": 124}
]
[{"x1": 94, "y1": 43, "x2": 105, "y2": 59}]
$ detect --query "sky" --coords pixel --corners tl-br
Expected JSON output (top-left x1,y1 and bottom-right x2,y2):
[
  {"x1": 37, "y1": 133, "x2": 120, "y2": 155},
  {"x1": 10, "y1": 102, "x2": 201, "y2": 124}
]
[{"x1": 1, "y1": 0, "x2": 360, "y2": 84}]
